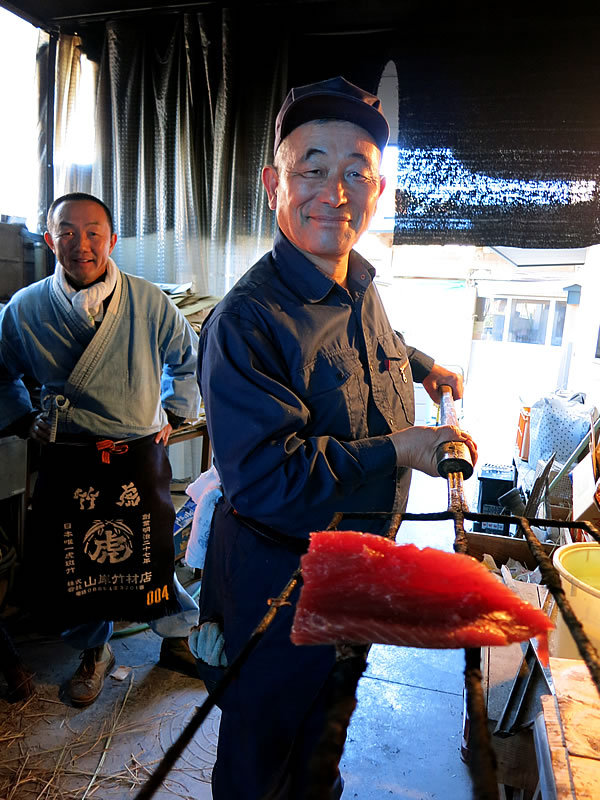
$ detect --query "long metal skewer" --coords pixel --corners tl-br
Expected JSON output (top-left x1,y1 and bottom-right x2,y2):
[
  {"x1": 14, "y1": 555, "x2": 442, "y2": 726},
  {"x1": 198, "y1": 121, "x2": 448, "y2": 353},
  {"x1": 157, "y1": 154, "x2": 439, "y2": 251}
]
[
  {"x1": 437, "y1": 385, "x2": 499, "y2": 800},
  {"x1": 135, "y1": 387, "x2": 600, "y2": 799}
]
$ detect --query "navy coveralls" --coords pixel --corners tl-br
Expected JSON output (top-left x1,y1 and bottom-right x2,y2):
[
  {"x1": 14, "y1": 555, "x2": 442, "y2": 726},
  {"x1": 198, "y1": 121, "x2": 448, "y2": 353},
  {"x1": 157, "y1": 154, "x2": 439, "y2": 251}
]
[{"x1": 197, "y1": 229, "x2": 434, "y2": 798}]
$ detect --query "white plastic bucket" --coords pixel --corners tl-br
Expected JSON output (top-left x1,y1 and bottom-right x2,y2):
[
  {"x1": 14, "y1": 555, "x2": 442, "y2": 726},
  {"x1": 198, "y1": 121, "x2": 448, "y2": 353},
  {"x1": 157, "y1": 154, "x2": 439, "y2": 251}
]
[{"x1": 552, "y1": 543, "x2": 600, "y2": 659}]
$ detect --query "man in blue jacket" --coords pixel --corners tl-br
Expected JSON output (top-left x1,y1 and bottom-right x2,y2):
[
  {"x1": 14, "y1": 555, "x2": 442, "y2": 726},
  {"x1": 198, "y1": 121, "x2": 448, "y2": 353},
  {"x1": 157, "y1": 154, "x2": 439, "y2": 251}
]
[
  {"x1": 0, "y1": 193, "x2": 202, "y2": 706},
  {"x1": 195, "y1": 77, "x2": 477, "y2": 798}
]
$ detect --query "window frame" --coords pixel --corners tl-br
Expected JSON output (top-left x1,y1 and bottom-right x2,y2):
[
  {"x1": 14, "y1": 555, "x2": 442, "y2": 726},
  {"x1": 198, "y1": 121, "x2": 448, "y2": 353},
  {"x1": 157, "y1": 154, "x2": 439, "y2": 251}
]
[{"x1": 478, "y1": 294, "x2": 567, "y2": 346}]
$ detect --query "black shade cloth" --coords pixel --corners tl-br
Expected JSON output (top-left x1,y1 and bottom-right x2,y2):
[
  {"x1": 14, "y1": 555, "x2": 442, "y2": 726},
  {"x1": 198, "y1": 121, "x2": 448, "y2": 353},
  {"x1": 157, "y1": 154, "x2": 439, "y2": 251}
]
[
  {"x1": 28, "y1": 434, "x2": 180, "y2": 628},
  {"x1": 391, "y1": 24, "x2": 600, "y2": 247},
  {"x1": 286, "y1": 17, "x2": 600, "y2": 248}
]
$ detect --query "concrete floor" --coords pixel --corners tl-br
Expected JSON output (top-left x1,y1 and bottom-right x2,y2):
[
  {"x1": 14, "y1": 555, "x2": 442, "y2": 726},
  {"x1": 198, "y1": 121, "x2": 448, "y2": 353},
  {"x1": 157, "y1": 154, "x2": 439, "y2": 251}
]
[{"x1": 0, "y1": 468, "x2": 481, "y2": 799}]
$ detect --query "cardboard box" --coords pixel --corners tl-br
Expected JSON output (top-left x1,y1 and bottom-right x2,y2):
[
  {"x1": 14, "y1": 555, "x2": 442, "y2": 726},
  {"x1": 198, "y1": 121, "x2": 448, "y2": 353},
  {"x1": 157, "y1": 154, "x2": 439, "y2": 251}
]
[
  {"x1": 549, "y1": 504, "x2": 570, "y2": 522},
  {"x1": 572, "y1": 450, "x2": 600, "y2": 527}
]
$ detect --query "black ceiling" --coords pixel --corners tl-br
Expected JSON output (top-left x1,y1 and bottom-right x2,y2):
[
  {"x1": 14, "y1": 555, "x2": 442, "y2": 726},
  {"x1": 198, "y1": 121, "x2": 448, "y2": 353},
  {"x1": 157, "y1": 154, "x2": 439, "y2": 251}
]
[
  {"x1": 2, "y1": 0, "x2": 597, "y2": 37},
  {"x1": 1, "y1": 0, "x2": 409, "y2": 33},
  {"x1": 3, "y1": 1, "x2": 209, "y2": 30}
]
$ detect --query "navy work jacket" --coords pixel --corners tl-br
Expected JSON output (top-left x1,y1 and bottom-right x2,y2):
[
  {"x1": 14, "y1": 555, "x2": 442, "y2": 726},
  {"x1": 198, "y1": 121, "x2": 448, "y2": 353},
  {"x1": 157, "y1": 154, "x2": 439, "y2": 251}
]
[{"x1": 198, "y1": 229, "x2": 434, "y2": 538}]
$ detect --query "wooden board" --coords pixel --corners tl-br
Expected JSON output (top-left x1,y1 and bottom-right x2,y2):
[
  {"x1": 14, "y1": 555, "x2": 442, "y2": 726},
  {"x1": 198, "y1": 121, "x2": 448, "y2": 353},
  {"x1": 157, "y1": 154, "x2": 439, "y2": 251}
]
[
  {"x1": 466, "y1": 531, "x2": 555, "y2": 571},
  {"x1": 541, "y1": 694, "x2": 576, "y2": 799},
  {"x1": 539, "y1": 659, "x2": 600, "y2": 798},
  {"x1": 551, "y1": 659, "x2": 600, "y2": 760}
]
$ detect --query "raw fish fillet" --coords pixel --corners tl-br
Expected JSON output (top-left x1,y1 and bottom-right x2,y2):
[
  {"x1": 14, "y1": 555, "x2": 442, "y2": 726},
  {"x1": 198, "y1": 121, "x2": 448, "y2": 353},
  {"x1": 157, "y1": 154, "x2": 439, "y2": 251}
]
[{"x1": 291, "y1": 531, "x2": 553, "y2": 662}]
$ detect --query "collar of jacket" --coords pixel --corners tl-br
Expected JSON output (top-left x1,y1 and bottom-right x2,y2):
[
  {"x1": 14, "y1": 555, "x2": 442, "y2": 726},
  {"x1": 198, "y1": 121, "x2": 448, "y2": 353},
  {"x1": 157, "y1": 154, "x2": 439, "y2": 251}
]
[{"x1": 271, "y1": 227, "x2": 376, "y2": 304}]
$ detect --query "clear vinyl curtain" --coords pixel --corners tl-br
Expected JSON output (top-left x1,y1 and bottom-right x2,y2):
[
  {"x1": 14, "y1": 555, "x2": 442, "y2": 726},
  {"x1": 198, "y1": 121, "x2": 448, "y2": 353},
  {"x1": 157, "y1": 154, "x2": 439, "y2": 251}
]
[
  {"x1": 41, "y1": 9, "x2": 286, "y2": 296},
  {"x1": 36, "y1": 31, "x2": 99, "y2": 231},
  {"x1": 54, "y1": 34, "x2": 94, "y2": 197}
]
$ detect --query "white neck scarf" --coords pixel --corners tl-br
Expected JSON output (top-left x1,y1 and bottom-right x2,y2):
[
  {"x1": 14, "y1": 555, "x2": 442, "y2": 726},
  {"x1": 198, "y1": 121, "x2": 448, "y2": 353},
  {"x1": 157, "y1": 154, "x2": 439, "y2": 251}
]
[{"x1": 54, "y1": 258, "x2": 118, "y2": 326}]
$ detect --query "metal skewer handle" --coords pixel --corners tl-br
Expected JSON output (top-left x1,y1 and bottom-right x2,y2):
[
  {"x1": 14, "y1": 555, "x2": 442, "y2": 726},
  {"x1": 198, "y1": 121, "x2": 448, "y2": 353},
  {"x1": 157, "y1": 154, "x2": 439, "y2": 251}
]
[{"x1": 436, "y1": 384, "x2": 474, "y2": 480}]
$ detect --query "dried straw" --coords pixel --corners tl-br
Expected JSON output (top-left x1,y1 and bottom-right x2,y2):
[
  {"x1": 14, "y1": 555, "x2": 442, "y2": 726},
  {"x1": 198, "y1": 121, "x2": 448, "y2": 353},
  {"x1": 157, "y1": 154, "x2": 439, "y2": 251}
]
[
  {"x1": 81, "y1": 671, "x2": 134, "y2": 799},
  {"x1": 0, "y1": 683, "x2": 208, "y2": 799}
]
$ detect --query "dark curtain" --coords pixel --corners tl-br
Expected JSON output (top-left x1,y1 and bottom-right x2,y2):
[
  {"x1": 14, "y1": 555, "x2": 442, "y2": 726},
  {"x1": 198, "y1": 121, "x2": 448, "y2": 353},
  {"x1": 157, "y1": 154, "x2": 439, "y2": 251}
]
[
  {"x1": 91, "y1": 14, "x2": 208, "y2": 288},
  {"x1": 286, "y1": 29, "x2": 391, "y2": 107},
  {"x1": 74, "y1": 8, "x2": 287, "y2": 295},
  {"x1": 205, "y1": 9, "x2": 288, "y2": 294},
  {"x1": 284, "y1": 12, "x2": 600, "y2": 248},
  {"x1": 390, "y1": 20, "x2": 600, "y2": 247}
]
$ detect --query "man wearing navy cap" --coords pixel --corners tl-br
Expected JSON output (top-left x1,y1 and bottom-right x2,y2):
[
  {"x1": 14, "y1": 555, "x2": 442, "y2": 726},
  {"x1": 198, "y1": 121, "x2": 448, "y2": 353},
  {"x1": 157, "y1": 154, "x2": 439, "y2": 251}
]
[{"x1": 194, "y1": 76, "x2": 477, "y2": 798}]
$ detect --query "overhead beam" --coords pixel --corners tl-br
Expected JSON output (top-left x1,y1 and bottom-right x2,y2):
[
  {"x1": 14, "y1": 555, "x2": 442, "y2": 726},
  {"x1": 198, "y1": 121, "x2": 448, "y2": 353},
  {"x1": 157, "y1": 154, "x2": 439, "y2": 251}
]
[{"x1": 0, "y1": 0, "x2": 52, "y2": 31}]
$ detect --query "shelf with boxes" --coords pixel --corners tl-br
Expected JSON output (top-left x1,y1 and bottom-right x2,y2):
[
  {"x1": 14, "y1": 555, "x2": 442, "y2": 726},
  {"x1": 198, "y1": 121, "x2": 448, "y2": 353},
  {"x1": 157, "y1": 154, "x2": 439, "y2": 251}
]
[{"x1": 0, "y1": 222, "x2": 46, "y2": 302}]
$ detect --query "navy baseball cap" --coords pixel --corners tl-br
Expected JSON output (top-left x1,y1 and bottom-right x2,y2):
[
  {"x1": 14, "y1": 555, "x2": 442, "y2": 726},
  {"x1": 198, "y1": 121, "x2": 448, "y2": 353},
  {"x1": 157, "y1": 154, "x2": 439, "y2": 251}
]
[{"x1": 274, "y1": 76, "x2": 390, "y2": 155}]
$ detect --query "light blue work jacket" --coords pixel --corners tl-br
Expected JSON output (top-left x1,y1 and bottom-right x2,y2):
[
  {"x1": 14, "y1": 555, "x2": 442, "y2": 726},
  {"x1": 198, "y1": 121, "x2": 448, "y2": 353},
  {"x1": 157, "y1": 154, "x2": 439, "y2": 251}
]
[{"x1": 0, "y1": 266, "x2": 200, "y2": 439}]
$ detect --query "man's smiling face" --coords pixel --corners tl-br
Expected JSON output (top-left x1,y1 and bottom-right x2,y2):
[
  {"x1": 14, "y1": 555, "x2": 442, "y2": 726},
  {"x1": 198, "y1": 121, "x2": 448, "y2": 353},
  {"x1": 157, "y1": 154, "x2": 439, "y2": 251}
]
[
  {"x1": 263, "y1": 120, "x2": 385, "y2": 273},
  {"x1": 44, "y1": 199, "x2": 117, "y2": 287}
]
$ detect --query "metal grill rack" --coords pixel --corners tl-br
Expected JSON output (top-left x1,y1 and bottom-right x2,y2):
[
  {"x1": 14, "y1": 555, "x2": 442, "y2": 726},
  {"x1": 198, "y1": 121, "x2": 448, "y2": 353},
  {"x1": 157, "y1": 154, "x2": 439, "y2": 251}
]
[
  {"x1": 136, "y1": 386, "x2": 600, "y2": 800},
  {"x1": 135, "y1": 389, "x2": 600, "y2": 800},
  {"x1": 330, "y1": 506, "x2": 600, "y2": 800},
  {"x1": 134, "y1": 503, "x2": 600, "y2": 800}
]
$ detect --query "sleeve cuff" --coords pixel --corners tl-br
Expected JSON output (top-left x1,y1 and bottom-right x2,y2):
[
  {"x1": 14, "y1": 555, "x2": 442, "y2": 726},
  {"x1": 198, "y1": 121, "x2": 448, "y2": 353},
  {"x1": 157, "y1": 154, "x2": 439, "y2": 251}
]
[{"x1": 351, "y1": 434, "x2": 398, "y2": 477}]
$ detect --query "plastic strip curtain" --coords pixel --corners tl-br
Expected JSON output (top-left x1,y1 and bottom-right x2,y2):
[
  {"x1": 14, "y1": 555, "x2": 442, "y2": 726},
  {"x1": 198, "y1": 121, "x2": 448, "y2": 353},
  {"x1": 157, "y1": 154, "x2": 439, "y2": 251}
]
[{"x1": 51, "y1": 9, "x2": 286, "y2": 294}]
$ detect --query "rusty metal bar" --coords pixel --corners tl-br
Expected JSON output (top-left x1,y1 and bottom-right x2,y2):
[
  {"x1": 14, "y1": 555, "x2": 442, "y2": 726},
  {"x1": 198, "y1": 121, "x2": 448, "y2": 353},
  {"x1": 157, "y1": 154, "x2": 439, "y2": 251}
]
[
  {"x1": 306, "y1": 644, "x2": 369, "y2": 800},
  {"x1": 518, "y1": 517, "x2": 600, "y2": 690},
  {"x1": 445, "y1": 463, "x2": 499, "y2": 800},
  {"x1": 135, "y1": 502, "x2": 600, "y2": 800},
  {"x1": 464, "y1": 646, "x2": 500, "y2": 800},
  {"x1": 448, "y1": 472, "x2": 470, "y2": 550},
  {"x1": 439, "y1": 387, "x2": 498, "y2": 797},
  {"x1": 346, "y1": 509, "x2": 600, "y2": 544}
]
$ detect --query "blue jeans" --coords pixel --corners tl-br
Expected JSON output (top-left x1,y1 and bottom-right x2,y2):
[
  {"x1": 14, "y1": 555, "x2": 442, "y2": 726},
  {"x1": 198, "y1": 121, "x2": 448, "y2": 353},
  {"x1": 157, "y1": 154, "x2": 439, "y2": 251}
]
[{"x1": 61, "y1": 574, "x2": 198, "y2": 650}]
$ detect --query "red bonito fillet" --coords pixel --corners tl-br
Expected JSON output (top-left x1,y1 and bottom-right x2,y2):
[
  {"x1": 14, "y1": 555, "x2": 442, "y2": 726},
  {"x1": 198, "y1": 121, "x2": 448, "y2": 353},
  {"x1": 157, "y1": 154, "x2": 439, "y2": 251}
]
[{"x1": 291, "y1": 531, "x2": 553, "y2": 663}]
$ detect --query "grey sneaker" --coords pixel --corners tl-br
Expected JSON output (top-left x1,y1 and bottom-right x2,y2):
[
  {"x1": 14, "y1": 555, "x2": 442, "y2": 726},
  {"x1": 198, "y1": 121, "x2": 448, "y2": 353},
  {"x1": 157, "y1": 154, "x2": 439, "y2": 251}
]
[{"x1": 68, "y1": 644, "x2": 115, "y2": 708}]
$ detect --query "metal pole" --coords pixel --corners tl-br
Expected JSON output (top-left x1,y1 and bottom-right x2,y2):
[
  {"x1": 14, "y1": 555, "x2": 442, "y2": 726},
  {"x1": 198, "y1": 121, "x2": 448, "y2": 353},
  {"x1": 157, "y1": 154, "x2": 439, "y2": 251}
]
[
  {"x1": 548, "y1": 415, "x2": 600, "y2": 495},
  {"x1": 438, "y1": 385, "x2": 499, "y2": 800}
]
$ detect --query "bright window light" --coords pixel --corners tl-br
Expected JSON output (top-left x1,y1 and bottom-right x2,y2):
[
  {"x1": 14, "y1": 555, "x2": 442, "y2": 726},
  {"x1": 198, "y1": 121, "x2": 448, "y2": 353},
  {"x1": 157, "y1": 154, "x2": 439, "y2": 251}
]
[
  {"x1": 59, "y1": 54, "x2": 96, "y2": 166},
  {"x1": 369, "y1": 145, "x2": 398, "y2": 232},
  {"x1": 0, "y1": 8, "x2": 39, "y2": 231}
]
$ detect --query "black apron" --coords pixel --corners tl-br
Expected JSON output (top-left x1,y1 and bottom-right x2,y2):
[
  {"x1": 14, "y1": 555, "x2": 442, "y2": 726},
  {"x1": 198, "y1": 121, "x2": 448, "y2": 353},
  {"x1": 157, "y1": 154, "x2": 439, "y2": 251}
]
[{"x1": 29, "y1": 434, "x2": 179, "y2": 628}]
